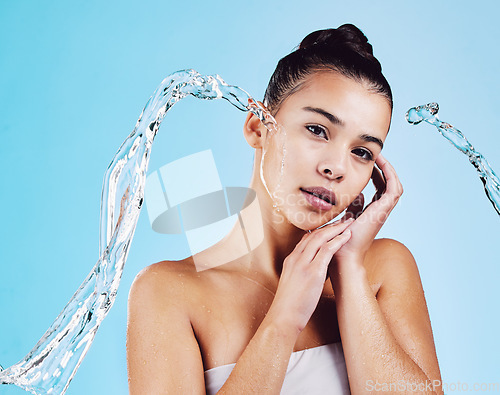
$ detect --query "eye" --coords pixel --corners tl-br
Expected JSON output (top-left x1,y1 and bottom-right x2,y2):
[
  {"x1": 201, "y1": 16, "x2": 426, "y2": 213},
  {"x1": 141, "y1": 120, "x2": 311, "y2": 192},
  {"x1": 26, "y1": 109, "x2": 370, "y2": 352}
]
[
  {"x1": 352, "y1": 148, "x2": 374, "y2": 161},
  {"x1": 306, "y1": 125, "x2": 328, "y2": 139}
]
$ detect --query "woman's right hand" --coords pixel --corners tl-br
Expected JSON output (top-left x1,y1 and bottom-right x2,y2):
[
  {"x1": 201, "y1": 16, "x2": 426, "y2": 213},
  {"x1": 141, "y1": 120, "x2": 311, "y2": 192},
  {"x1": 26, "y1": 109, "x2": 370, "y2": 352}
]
[{"x1": 267, "y1": 218, "x2": 353, "y2": 334}]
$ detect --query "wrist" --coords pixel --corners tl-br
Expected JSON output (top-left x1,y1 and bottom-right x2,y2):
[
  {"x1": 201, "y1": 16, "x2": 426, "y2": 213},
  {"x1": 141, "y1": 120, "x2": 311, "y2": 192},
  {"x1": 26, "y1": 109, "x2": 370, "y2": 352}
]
[
  {"x1": 264, "y1": 304, "x2": 303, "y2": 338},
  {"x1": 329, "y1": 257, "x2": 367, "y2": 288}
]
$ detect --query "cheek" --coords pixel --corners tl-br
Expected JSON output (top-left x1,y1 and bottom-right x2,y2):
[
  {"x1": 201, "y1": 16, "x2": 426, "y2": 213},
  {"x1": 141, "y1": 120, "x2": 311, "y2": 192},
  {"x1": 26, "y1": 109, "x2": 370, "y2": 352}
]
[
  {"x1": 279, "y1": 135, "x2": 314, "y2": 179},
  {"x1": 260, "y1": 128, "x2": 292, "y2": 194},
  {"x1": 351, "y1": 167, "x2": 374, "y2": 202},
  {"x1": 338, "y1": 167, "x2": 374, "y2": 209},
  {"x1": 360, "y1": 168, "x2": 373, "y2": 190}
]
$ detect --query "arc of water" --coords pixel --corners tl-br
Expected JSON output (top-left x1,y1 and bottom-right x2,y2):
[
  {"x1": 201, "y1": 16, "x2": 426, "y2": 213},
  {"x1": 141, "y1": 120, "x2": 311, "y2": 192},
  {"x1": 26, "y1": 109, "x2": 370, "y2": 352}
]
[
  {"x1": 0, "y1": 69, "x2": 276, "y2": 394},
  {"x1": 406, "y1": 102, "x2": 500, "y2": 216}
]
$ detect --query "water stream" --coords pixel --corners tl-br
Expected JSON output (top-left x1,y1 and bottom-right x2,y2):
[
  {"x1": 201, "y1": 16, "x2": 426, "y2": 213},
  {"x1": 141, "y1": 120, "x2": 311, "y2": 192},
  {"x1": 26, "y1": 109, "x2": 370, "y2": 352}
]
[
  {"x1": 0, "y1": 69, "x2": 281, "y2": 394},
  {"x1": 406, "y1": 102, "x2": 499, "y2": 215}
]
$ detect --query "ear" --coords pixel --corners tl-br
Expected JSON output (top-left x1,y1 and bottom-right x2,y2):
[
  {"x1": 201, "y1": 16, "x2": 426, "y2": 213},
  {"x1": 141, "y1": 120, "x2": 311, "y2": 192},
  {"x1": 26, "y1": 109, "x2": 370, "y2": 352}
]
[{"x1": 243, "y1": 102, "x2": 267, "y2": 149}]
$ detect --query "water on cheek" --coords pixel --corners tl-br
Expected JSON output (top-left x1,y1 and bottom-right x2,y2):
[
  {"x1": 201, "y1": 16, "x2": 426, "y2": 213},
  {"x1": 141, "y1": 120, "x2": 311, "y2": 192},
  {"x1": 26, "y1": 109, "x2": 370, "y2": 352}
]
[{"x1": 258, "y1": 124, "x2": 288, "y2": 214}]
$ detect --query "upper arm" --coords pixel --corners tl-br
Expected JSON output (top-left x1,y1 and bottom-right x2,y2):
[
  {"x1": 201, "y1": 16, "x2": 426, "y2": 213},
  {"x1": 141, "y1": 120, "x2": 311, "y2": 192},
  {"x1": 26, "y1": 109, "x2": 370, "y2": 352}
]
[
  {"x1": 372, "y1": 239, "x2": 442, "y2": 387},
  {"x1": 127, "y1": 263, "x2": 205, "y2": 394}
]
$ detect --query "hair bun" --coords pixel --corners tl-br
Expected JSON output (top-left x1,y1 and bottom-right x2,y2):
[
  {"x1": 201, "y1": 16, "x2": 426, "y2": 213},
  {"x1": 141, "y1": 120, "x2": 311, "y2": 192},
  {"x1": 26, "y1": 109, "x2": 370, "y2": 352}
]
[
  {"x1": 299, "y1": 24, "x2": 375, "y2": 61},
  {"x1": 263, "y1": 23, "x2": 392, "y2": 113}
]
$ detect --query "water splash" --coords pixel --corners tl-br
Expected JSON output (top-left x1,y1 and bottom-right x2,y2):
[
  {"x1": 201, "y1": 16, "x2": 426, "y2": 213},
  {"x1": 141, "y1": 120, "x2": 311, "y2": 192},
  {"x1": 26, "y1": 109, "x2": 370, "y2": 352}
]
[
  {"x1": 406, "y1": 102, "x2": 500, "y2": 215},
  {"x1": 259, "y1": 121, "x2": 287, "y2": 214},
  {"x1": 274, "y1": 128, "x2": 288, "y2": 211},
  {"x1": 0, "y1": 69, "x2": 279, "y2": 394}
]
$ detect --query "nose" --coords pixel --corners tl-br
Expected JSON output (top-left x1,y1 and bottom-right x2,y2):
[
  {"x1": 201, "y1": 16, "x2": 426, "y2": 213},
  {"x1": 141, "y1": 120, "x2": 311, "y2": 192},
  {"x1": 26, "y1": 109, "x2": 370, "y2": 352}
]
[{"x1": 318, "y1": 150, "x2": 347, "y2": 181}]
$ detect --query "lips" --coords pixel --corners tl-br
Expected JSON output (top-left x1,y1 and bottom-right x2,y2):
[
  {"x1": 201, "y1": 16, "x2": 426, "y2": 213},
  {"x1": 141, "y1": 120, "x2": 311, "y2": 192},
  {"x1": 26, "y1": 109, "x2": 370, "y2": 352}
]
[{"x1": 300, "y1": 187, "x2": 336, "y2": 210}]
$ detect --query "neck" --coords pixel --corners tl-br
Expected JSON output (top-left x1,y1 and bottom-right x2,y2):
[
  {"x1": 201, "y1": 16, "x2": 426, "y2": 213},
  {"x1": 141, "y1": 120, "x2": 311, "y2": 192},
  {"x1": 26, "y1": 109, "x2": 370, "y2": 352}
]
[{"x1": 225, "y1": 169, "x2": 306, "y2": 279}]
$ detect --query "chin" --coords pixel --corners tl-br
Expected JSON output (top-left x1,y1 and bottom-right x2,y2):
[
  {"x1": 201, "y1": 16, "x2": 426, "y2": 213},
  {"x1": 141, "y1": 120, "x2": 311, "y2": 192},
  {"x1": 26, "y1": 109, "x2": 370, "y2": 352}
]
[{"x1": 284, "y1": 208, "x2": 340, "y2": 231}]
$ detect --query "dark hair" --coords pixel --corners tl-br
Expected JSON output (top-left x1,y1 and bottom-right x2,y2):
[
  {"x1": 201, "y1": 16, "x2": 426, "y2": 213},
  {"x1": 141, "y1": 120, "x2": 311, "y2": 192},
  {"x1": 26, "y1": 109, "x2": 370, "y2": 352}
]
[{"x1": 263, "y1": 24, "x2": 392, "y2": 114}]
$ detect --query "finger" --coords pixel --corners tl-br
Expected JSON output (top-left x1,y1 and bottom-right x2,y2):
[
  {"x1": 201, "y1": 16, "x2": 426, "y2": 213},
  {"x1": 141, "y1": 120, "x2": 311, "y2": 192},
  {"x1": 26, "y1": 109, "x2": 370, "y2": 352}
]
[
  {"x1": 322, "y1": 216, "x2": 353, "y2": 227},
  {"x1": 345, "y1": 193, "x2": 364, "y2": 220},
  {"x1": 311, "y1": 229, "x2": 352, "y2": 273},
  {"x1": 293, "y1": 215, "x2": 352, "y2": 255},
  {"x1": 292, "y1": 232, "x2": 312, "y2": 255},
  {"x1": 375, "y1": 154, "x2": 403, "y2": 201},
  {"x1": 356, "y1": 155, "x2": 403, "y2": 227},
  {"x1": 299, "y1": 219, "x2": 353, "y2": 263},
  {"x1": 371, "y1": 165, "x2": 386, "y2": 203}
]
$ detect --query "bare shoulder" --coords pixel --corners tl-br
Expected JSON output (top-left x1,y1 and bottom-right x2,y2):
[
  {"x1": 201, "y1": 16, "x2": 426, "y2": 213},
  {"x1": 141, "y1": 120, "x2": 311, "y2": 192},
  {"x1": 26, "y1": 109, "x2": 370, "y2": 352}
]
[
  {"x1": 135, "y1": 257, "x2": 199, "y2": 278},
  {"x1": 128, "y1": 257, "x2": 202, "y2": 311},
  {"x1": 367, "y1": 237, "x2": 415, "y2": 263},
  {"x1": 127, "y1": 258, "x2": 207, "y2": 393},
  {"x1": 364, "y1": 238, "x2": 420, "y2": 289},
  {"x1": 132, "y1": 257, "x2": 198, "y2": 284}
]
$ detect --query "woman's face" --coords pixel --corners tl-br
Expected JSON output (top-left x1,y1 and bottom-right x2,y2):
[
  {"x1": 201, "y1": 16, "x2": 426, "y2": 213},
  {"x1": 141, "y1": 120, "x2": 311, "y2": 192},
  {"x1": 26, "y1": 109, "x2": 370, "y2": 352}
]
[{"x1": 261, "y1": 71, "x2": 392, "y2": 230}]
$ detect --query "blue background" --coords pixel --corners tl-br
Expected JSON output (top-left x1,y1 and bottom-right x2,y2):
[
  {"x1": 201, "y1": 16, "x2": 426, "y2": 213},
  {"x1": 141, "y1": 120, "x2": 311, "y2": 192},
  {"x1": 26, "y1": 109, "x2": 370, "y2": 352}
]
[{"x1": 1, "y1": 1, "x2": 499, "y2": 393}]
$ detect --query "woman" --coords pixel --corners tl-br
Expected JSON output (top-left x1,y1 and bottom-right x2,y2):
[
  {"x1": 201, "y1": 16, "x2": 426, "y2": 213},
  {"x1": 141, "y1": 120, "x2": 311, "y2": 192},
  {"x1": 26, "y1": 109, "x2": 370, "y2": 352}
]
[{"x1": 127, "y1": 24, "x2": 443, "y2": 394}]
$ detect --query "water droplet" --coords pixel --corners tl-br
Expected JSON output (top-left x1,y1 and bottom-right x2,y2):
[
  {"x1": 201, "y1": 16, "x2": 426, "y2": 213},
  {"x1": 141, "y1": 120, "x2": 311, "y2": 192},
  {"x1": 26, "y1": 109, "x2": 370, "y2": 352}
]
[{"x1": 407, "y1": 102, "x2": 499, "y2": 215}]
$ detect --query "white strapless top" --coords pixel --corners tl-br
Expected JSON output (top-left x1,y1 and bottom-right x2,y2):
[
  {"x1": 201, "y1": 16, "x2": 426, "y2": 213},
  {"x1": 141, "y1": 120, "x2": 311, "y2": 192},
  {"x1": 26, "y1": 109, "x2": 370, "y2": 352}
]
[{"x1": 204, "y1": 342, "x2": 350, "y2": 394}]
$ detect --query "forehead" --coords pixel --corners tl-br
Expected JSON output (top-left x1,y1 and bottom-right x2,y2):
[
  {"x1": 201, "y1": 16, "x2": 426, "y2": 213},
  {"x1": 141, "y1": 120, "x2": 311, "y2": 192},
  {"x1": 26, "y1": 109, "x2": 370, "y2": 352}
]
[{"x1": 276, "y1": 72, "x2": 392, "y2": 139}]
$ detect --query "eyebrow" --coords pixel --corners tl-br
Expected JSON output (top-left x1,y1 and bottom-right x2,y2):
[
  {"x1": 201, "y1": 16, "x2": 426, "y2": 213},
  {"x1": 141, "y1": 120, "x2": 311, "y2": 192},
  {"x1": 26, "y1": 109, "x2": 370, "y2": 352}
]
[
  {"x1": 303, "y1": 106, "x2": 384, "y2": 150},
  {"x1": 304, "y1": 106, "x2": 344, "y2": 125}
]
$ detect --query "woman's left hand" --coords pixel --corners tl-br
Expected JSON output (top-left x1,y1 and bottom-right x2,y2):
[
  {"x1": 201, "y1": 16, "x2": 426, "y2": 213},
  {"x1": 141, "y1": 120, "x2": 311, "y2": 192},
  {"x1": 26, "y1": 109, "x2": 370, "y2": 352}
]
[{"x1": 332, "y1": 153, "x2": 403, "y2": 265}]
